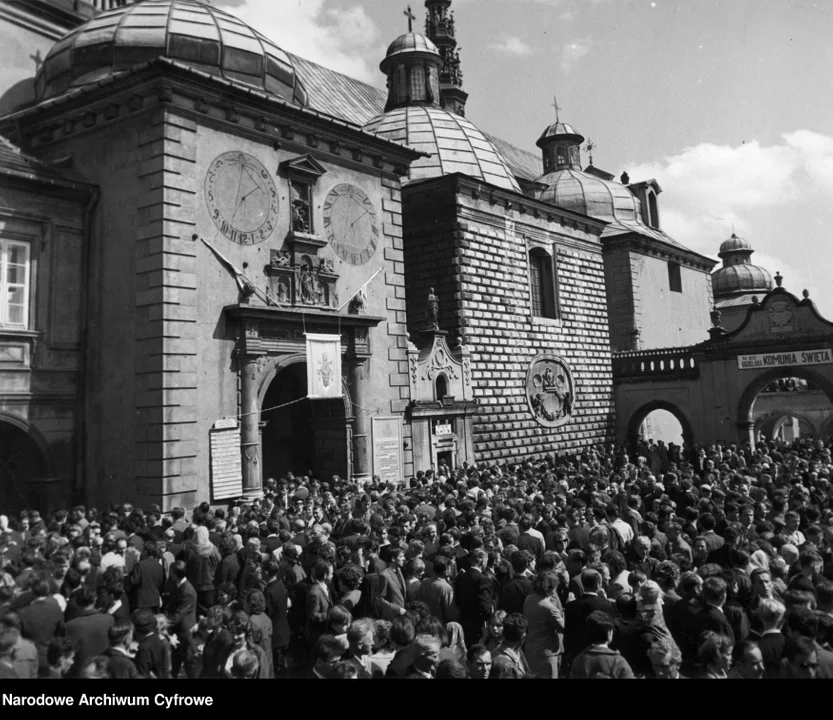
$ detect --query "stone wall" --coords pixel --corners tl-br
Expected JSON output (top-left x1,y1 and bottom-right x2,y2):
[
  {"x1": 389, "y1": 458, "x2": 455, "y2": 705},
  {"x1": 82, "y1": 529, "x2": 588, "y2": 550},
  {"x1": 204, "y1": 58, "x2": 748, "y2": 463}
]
[{"x1": 403, "y1": 176, "x2": 615, "y2": 463}]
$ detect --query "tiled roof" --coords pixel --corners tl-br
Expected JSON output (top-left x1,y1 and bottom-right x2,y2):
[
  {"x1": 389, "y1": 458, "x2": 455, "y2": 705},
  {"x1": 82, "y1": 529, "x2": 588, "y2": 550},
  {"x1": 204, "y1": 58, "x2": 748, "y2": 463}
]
[
  {"x1": 36, "y1": 0, "x2": 307, "y2": 105},
  {"x1": 0, "y1": 135, "x2": 91, "y2": 188},
  {"x1": 363, "y1": 106, "x2": 521, "y2": 191}
]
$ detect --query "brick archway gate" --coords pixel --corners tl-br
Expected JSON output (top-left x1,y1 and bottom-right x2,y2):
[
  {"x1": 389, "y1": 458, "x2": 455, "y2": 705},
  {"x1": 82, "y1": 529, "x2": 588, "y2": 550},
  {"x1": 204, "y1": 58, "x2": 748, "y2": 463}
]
[{"x1": 614, "y1": 284, "x2": 833, "y2": 448}]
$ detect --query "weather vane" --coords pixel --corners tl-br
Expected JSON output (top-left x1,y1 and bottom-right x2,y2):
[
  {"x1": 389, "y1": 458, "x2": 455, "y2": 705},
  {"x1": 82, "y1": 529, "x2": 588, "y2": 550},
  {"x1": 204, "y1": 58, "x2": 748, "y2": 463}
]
[
  {"x1": 404, "y1": 5, "x2": 416, "y2": 32},
  {"x1": 552, "y1": 95, "x2": 561, "y2": 123},
  {"x1": 586, "y1": 138, "x2": 595, "y2": 165}
]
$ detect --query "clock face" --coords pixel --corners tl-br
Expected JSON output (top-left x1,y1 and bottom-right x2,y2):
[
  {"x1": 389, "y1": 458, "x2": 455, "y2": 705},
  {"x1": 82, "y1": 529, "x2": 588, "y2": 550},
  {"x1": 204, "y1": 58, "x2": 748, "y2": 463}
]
[
  {"x1": 323, "y1": 184, "x2": 379, "y2": 265},
  {"x1": 205, "y1": 151, "x2": 279, "y2": 245}
]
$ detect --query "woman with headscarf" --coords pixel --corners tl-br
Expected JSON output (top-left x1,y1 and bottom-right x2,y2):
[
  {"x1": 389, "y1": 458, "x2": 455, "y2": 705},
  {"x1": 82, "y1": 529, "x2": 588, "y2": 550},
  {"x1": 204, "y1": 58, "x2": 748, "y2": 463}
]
[
  {"x1": 747, "y1": 549, "x2": 770, "y2": 576},
  {"x1": 184, "y1": 526, "x2": 221, "y2": 614},
  {"x1": 444, "y1": 622, "x2": 467, "y2": 664}
]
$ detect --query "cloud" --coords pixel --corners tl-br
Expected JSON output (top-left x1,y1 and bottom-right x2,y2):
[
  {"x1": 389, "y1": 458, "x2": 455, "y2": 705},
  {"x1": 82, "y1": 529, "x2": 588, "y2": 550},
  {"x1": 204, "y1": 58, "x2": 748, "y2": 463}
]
[
  {"x1": 490, "y1": 36, "x2": 535, "y2": 57},
  {"x1": 560, "y1": 37, "x2": 592, "y2": 72},
  {"x1": 215, "y1": 0, "x2": 381, "y2": 84}
]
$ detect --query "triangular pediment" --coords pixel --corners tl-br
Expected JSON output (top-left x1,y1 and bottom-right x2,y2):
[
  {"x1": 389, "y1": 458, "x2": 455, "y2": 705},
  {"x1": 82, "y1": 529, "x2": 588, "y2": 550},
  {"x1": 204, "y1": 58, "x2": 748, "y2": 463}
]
[{"x1": 279, "y1": 154, "x2": 327, "y2": 180}]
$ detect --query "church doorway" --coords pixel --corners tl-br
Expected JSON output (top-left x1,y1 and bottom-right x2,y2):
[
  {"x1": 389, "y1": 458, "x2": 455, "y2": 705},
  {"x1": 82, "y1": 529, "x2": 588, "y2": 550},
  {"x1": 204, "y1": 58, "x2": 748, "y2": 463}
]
[
  {"x1": 260, "y1": 362, "x2": 349, "y2": 482},
  {"x1": 0, "y1": 419, "x2": 50, "y2": 515}
]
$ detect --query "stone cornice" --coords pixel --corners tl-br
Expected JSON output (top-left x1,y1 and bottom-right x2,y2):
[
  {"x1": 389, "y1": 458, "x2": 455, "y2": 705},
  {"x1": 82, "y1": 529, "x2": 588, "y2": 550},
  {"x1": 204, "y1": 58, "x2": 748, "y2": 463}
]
[
  {"x1": 602, "y1": 232, "x2": 716, "y2": 272},
  {"x1": 0, "y1": 59, "x2": 424, "y2": 177}
]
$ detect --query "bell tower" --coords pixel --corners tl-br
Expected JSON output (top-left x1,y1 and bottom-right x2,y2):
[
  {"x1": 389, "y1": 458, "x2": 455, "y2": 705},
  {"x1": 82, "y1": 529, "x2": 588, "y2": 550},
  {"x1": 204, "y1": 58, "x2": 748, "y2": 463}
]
[{"x1": 424, "y1": 0, "x2": 468, "y2": 116}]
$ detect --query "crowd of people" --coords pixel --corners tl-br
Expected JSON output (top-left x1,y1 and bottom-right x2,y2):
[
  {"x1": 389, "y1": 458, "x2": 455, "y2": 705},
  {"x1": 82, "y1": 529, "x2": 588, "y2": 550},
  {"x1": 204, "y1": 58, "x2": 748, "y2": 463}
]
[{"x1": 1, "y1": 434, "x2": 833, "y2": 680}]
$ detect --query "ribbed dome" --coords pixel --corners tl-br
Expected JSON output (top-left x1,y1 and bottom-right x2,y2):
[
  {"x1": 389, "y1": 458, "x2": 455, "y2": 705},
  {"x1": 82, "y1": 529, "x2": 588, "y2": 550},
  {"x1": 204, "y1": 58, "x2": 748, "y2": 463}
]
[
  {"x1": 712, "y1": 264, "x2": 773, "y2": 296},
  {"x1": 536, "y1": 121, "x2": 585, "y2": 147},
  {"x1": 35, "y1": 0, "x2": 307, "y2": 104},
  {"x1": 363, "y1": 106, "x2": 521, "y2": 191},
  {"x1": 384, "y1": 33, "x2": 441, "y2": 64},
  {"x1": 719, "y1": 233, "x2": 753, "y2": 256},
  {"x1": 536, "y1": 168, "x2": 639, "y2": 222}
]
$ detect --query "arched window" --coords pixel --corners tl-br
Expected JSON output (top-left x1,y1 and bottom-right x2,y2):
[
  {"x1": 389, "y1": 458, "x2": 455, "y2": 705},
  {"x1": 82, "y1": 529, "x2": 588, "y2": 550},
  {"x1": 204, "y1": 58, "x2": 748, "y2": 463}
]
[
  {"x1": 529, "y1": 247, "x2": 557, "y2": 319},
  {"x1": 410, "y1": 66, "x2": 426, "y2": 102},
  {"x1": 394, "y1": 65, "x2": 408, "y2": 105},
  {"x1": 648, "y1": 191, "x2": 659, "y2": 229},
  {"x1": 436, "y1": 374, "x2": 448, "y2": 401},
  {"x1": 428, "y1": 66, "x2": 440, "y2": 103}
]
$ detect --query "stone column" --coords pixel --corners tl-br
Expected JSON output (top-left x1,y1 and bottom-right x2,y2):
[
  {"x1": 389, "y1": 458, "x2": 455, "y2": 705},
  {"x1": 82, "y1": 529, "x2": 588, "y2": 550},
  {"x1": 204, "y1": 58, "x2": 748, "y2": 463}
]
[
  {"x1": 240, "y1": 354, "x2": 263, "y2": 497},
  {"x1": 349, "y1": 358, "x2": 371, "y2": 480}
]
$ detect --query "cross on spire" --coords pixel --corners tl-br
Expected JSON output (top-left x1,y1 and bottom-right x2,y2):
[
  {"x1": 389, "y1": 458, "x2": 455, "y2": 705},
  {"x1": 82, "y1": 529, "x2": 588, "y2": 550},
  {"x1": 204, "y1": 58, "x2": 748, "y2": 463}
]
[
  {"x1": 404, "y1": 5, "x2": 416, "y2": 32},
  {"x1": 586, "y1": 139, "x2": 595, "y2": 165},
  {"x1": 552, "y1": 95, "x2": 561, "y2": 123},
  {"x1": 30, "y1": 50, "x2": 43, "y2": 71}
]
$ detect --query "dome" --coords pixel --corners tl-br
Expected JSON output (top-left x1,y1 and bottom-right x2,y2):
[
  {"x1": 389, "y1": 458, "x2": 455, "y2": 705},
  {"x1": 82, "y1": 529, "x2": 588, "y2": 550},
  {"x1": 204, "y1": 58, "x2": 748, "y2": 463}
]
[
  {"x1": 536, "y1": 169, "x2": 639, "y2": 222},
  {"x1": 712, "y1": 264, "x2": 773, "y2": 297},
  {"x1": 363, "y1": 106, "x2": 521, "y2": 191},
  {"x1": 718, "y1": 232, "x2": 752, "y2": 256},
  {"x1": 536, "y1": 121, "x2": 585, "y2": 147},
  {"x1": 34, "y1": 0, "x2": 307, "y2": 105},
  {"x1": 384, "y1": 33, "x2": 441, "y2": 64}
]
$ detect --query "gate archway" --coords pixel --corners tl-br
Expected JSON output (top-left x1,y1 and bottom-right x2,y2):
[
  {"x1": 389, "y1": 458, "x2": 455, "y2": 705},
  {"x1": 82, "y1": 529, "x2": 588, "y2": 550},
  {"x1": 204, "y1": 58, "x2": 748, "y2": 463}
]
[{"x1": 627, "y1": 399, "x2": 694, "y2": 453}]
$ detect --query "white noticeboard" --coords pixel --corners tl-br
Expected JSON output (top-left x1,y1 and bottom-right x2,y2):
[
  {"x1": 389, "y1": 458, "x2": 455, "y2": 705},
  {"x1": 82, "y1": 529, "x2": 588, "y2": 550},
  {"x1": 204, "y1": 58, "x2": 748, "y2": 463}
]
[
  {"x1": 737, "y1": 348, "x2": 832, "y2": 371},
  {"x1": 210, "y1": 419, "x2": 243, "y2": 500},
  {"x1": 372, "y1": 417, "x2": 403, "y2": 487}
]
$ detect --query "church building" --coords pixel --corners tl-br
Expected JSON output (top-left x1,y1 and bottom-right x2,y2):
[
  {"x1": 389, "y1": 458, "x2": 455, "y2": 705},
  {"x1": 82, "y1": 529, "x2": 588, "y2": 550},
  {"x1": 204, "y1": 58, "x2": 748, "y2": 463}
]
[{"x1": 0, "y1": 0, "x2": 720, "y2": 511}]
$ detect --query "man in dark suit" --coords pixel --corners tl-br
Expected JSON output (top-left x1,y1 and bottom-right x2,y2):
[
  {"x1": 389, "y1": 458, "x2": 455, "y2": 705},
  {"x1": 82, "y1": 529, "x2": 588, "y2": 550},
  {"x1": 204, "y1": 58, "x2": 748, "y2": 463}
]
[
  {"x1": 102, "y1": 620, "x2": 140, "y2": 679},
  {"x1": 706, "y1": 525, "x2": 739, "y2": 568},
  {"x1": 166, "y1": 560, "x2": 197, "y2": 679},
  {"x1": 692, "y1": 576, "x2": 735, "y2": 646},
  {"x1": 65, "y1": 586, "x2": 114, "y2": 677},
  {"x1": 130, "y1": 541, "x2": 165, "y2": 611},
  {"x1": 263, "y1": 559, "x2": 290, "y2": 676},
  {"x1": 564, "y1": 568, "x2": 613, "y2": 660},
  {"x1": 305, "y1": 559, "x2": 333, "y2": 648},
  {"x1": 18, "y1": 576, "x2": 64, "y2": 674},
  {"x1": 498, "y1": 551, "x2": 534, "y2": 615},
  {"x1": 377, "y1": 548, "x2": 408, "y2": 620},
  {"x1": 517, "y1": 515, "x2": 545, "y2": 565},
  {"x1": 699, "y1": 514, "x2": 725, "y2": 554},
  {"x1": 132, "y1": 608, "x2": 170, "y2": 678},
  {"x1": 455, "y1": 549, "x2": 494, "y2": 647}
]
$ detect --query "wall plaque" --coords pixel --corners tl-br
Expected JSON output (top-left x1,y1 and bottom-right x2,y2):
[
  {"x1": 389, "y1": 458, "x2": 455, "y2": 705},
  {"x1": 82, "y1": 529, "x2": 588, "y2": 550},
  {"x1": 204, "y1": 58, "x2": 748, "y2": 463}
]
[
  {"x1": 210, "y1": 419, "x2": 243, "y2": 500},
  {"x1": 526, "y1": 354, "x2": 575, "y2": 427},
  {"x1": 372, "y1": 417, "x2": 403, "y2": 487}
]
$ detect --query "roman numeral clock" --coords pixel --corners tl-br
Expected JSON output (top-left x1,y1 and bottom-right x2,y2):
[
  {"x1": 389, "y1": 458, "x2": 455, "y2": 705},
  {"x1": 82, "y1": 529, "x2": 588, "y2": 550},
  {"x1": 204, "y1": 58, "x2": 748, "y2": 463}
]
[{"x1": 323, "y1": 184, "x2": 379, "y2": 265}]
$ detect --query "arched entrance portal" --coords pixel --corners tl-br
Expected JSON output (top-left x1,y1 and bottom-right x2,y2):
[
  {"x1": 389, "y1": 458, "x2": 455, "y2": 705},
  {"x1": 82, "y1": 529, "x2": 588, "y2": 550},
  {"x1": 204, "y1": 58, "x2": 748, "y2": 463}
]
[
  {"x1": 261, "y1": 363, "x2": 350, "y2": 482},
  {"x1": 0, "y1": 419, "x2": 51, "y2": 515},
  {"x1": 627, "y1": 400, "x2": 693, "y2": 455}
]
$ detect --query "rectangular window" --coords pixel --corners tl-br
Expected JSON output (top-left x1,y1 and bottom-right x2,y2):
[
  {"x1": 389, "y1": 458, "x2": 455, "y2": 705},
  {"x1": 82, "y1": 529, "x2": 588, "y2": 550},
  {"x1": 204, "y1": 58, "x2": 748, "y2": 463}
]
[
  {"x1": 668, "y1": 261, "x2": 682, "y2": 293},
  {"x1": 530, "y1": 248, "x2": 558, "y2": 319},
  {"x1": 0, "y1": 240, "x2": 30, "y2": 328}
]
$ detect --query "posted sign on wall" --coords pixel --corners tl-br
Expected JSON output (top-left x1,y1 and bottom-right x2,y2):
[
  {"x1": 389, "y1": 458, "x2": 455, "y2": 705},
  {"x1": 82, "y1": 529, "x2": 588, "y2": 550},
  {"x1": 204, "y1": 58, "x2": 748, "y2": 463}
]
[
  {"x1": 372, "y1": 417, "x2": 403, "y2": 487},
  {"x1": 737, "y1": 348, "x2": 833, "y2": 371}
]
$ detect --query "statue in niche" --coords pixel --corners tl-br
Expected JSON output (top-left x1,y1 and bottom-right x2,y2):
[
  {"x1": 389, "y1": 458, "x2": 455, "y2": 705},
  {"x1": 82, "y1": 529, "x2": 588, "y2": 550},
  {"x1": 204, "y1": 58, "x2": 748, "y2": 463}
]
[
  {"x1": 319, "y1": 257, "x2": 335, "y2": 274},
  {"x1": 350, "y1": 288, "x2": 367, "y2": 315},
  {"x1": 299, "y1": 259, "x2": 317, "y2": 304},
  {"x1": 277, "y1": 278, "x2": 290, "y2": 304},
  {"x1": 290, "y1": 180, "x2": 311, "y2": 234},
  {"x1": 317, "y1": 279, "x2": 327, "y2": 306},
  {"x1": 426, "y1": 287, "x2": 439, "y2": 328}
]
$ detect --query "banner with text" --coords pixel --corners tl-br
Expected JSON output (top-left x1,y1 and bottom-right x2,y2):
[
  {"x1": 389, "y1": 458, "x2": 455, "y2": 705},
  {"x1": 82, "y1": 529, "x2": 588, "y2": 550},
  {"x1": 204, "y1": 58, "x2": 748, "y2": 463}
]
[
  {"x1": 306, "y1": 333, "x2": 343, "y2": 399},
  {"x1": 737, "y1": 348, "x2": 833, "y2": 371}
]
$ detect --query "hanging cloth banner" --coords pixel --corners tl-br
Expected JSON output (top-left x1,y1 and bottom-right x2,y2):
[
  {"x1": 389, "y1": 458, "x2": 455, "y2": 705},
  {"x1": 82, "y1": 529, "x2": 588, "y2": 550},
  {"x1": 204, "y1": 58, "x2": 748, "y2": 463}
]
[{"x1": 306, "y1": 333, "x2": 343, "y2": 399}]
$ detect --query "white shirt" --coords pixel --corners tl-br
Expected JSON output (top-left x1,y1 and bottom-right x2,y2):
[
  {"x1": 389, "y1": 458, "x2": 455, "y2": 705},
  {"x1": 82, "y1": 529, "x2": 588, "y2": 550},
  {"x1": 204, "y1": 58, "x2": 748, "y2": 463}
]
[{"x1": 100, "y1": 551, "x2": 125, "y2": 572}]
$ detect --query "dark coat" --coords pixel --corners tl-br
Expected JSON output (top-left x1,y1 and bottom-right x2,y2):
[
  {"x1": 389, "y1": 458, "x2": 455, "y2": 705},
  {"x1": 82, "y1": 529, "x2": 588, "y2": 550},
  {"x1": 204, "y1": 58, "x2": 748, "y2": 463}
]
[
  {"x1": 130, "y1": 558, "x2": 165, "y2": 609},
  {"x1": 134, "y1": 632, "x2": 171, "y2": 679},
  {"x1": 264, "y1": 577, "x2": 291, "y2": 649},
  {"x1": 18, "y1": 597, "x2": 65, "y2": 669},
  {"x1": 166, "y1": 580, "x2": 197, "y2": 636},
  {"x1": 103, "y1": 647, "x2": 140, "y2": 679},
  {"x1": 517, "y1": 533, "x2": 545, "y2": 564},
  {"x1": 564, "y1": 593, "x2": 614, "y2": 657},
  {"x1": 214, "y1": 554, "x2": 241, "y2": 589},
  {"x1": 455, "y1": 567, "x2": 493, "y2": 625},
  {"x1": 65, "y1": 609, "x2": 115, "y2": 677},
  {"x1": 498, "y1": 575, "x2": 533, "y2": 615},
  {"x1": 755, "y1": 631, "x2": 785, "y2": 678},
  {"x1": 692, "y1": 605, "x2": 736, "y2": 646},
  {"x1": 305, "y1": 582, "x2": 333, "y2": 643},
  {"x1": 200, "y1": 629, "x2": 233, "y2": 679}
]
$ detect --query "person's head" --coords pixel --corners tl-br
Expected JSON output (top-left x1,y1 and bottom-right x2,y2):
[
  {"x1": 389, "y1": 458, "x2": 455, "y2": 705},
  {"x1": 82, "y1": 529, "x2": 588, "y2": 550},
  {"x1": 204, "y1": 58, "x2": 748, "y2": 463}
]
[
  {"x1": 466, "y1": 644, "x2": 492, "y2": 680},
  {"x1": 411, "y1": 634, "x2": 441, "y2": 675},
  {"x1": 227, "y1": 610, "x2": 251, "y2": 648},
  {"x1": 230, "y1": 649, "x2": 259, "y2": 679},
  {"x1": 786, "y1": 606, "x2": 819, "y2": 640},
  {"x1": 501, "y1": 613, "x2": 528, "y2": 646},
  {"x1": 634, "y1": 536, "x2": 651, "y2": 559},
  {"x1": 390, "y1": 615, "x2": 415, "y2": 650},
  {"x1": 487, "y1": 610, "x2": 506, "y2": 641},
  {"x1": 169, "y1": 560, "x2": 187, "y2": 583},
  {"x1": 46, "y1": 636, "x2": 77, "y2": 675},
  {"x1": 313, "y1": 634, "x2": 347, "y2": 668},
  {"x1": 532, "y1": 570, "x2": 560, "y2": 598},
  {"x1": 312, "y1": 559, "x2": 333, "y2": 583},
  {"x1": 784, "y1": 635, "x2": 819, "y2": 679},
  {"x1": 732, "y1": 640, "x2": 765, "y2": 679},
  {"x1": 586, "y1": 610, "x2": 614, "y2": 645},
  {"x1": 131, "y1": 608, "x2": 157, "y2": 638},
  {"x1": 346, "y1": 618, "x2": 374, "y2": 657},
  {"x1": 108, "y1": 620, "x2": 133, "y2": 649},
  {"x1": 646, "y1": 637, "x2": 682, "y2": 679},
  {"x1": 751, "y1": 568, "x2": 774, "y2": 600},
  {"x1": 702, "y1": 576, "x2": 728, "y2": 608},
  {"x1": 81, "y1": 656, "x2": 111, "y2": 679},
  {"x1": 580, "y1": 568, "x2": 602, "y2": 593},
  {"x1": 755, "y1": 598, "x2": 786, "y2": 631},
  {"x1": 489, "y1": 655, "x2": 521, "y2": 679},
  {"x1": 697, "y1": 631, "x2": 733, "y2": 672},
  {"x1": 328, "y1": 605, "x2": 352, "y2": 636}
]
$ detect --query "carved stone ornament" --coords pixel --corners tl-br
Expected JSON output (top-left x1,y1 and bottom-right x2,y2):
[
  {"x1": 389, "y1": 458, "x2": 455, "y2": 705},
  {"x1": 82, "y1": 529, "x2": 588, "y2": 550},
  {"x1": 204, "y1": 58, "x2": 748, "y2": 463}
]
[
  {"x1": 526, "y1": 354, "x2": 575, "y2": 428},
  {"x1": 422, "y1": 345, "x2": 459, "y2": 382},
  {"x1": 769, "y1": 301, "x2": 794, "y2": 333}
]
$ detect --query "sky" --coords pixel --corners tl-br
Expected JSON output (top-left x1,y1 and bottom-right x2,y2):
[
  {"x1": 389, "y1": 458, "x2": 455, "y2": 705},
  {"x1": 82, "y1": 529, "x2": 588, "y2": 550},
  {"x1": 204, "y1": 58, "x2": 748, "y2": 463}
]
[{"x1": 216, "y1": 0, "x2": 833, "y2": 316}]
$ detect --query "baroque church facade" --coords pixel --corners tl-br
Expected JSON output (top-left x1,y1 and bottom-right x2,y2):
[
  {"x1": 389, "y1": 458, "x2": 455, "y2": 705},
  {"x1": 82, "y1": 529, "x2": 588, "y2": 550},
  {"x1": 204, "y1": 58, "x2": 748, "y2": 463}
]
[{"x1": 0, "y1": 0, "x2": 720, "y2": 512}]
